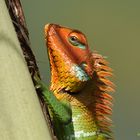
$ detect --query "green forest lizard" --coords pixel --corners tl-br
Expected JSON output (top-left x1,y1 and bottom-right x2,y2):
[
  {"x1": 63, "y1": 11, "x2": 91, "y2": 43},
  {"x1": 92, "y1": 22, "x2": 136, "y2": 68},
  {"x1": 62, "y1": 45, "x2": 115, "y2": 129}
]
[{"x1": 35, "y1": 24, "x2": 114, "y2": 140}]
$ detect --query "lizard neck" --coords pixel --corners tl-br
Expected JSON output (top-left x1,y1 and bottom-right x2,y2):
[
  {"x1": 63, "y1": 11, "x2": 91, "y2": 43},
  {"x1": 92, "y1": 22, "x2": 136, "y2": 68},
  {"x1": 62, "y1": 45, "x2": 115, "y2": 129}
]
[{"x1": 53, "y1": 80, "x2": 109, "y2": 139}]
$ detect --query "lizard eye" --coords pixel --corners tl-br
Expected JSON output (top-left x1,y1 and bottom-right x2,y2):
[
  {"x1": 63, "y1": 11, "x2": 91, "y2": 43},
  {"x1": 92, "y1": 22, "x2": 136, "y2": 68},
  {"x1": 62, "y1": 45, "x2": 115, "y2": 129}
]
[
  {"x1": 68, "y1": 36, "x2": 79, "y2": 46},
  {"x1": 68, "y1": 32, "x2": 86, "y2": 49}
]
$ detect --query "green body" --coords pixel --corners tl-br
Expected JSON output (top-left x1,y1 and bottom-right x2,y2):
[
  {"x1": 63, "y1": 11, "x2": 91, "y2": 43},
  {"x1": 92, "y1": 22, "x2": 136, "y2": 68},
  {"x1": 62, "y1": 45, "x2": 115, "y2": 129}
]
[{"x1": 35, "y1": 77, "x2": 112, "y2": 140}]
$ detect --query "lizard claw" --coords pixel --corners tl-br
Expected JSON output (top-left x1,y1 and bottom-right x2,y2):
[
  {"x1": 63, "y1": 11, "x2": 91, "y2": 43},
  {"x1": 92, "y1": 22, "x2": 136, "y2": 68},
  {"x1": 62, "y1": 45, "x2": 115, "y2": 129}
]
[{"x1": 33, "y1": 72, "x2": 42, "y2": 89}]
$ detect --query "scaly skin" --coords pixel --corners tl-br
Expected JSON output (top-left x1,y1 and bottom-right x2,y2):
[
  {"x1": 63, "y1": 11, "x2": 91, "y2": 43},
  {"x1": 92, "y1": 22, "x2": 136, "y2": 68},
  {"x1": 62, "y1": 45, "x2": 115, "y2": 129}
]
[{"x1": 44, "y1": 24, "x2": 114, "y2": 140}]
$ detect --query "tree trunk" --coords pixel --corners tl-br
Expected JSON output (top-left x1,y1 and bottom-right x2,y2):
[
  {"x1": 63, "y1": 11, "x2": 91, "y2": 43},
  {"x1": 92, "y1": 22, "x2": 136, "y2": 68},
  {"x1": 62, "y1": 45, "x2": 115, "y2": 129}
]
[{"x1": 0, "y1": 1, "x2": 52, "y2": 140}]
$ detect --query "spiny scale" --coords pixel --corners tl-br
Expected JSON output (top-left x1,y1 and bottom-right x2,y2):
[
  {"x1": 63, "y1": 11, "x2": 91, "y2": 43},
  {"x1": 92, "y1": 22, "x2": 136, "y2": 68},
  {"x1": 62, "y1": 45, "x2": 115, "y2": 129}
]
[{"x1": 45, "y1": 24, "x2": 114, "y2": 140}]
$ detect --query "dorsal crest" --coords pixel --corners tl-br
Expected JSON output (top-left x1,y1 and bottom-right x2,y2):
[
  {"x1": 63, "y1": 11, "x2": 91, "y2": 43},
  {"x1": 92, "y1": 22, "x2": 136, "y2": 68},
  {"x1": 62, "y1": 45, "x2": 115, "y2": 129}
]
[{"x1": 91, "y1": 52, "x2": 115, "y2": 138}]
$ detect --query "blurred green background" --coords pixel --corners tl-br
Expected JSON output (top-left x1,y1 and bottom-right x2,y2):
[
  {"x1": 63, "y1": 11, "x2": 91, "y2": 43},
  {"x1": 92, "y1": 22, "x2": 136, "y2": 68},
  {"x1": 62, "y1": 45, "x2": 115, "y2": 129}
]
[{"x1": 21, "y1": 0, "x2": 140, "y2": 139}]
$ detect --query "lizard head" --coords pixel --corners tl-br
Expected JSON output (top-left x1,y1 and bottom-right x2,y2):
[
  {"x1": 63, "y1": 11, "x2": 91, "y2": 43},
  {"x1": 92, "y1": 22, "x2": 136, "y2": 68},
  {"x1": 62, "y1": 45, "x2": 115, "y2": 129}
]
[{"x1": 45, "y1": 24, "x2": 94, "y2": 93}]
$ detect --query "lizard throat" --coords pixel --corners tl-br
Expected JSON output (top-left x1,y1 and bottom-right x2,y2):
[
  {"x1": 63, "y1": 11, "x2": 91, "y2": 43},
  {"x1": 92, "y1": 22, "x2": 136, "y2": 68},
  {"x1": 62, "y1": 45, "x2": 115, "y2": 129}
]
[{"x1": 48, "y1": 47, "x2": 90, "y2": 93}]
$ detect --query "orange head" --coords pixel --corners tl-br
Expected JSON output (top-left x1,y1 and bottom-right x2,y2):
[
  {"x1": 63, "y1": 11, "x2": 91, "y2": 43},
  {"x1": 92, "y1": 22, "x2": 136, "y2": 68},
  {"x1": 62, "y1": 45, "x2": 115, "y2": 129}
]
[{"x1": 44, "y1": 24, "x2": 94, "y2": 92}]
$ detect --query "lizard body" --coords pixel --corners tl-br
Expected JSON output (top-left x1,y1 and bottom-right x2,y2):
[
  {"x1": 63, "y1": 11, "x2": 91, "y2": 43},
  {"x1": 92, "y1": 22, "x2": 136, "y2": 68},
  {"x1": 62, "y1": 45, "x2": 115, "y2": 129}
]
[{"x1": 42, "y1": 24, "x2": 114, "y2": 140}]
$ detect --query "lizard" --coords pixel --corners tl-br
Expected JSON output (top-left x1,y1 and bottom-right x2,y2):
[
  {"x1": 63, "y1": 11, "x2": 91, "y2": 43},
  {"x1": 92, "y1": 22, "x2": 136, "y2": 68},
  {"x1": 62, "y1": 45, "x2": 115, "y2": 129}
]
[{"x1": 35, "y1": 23, "x2": 114, "y2": 140}]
